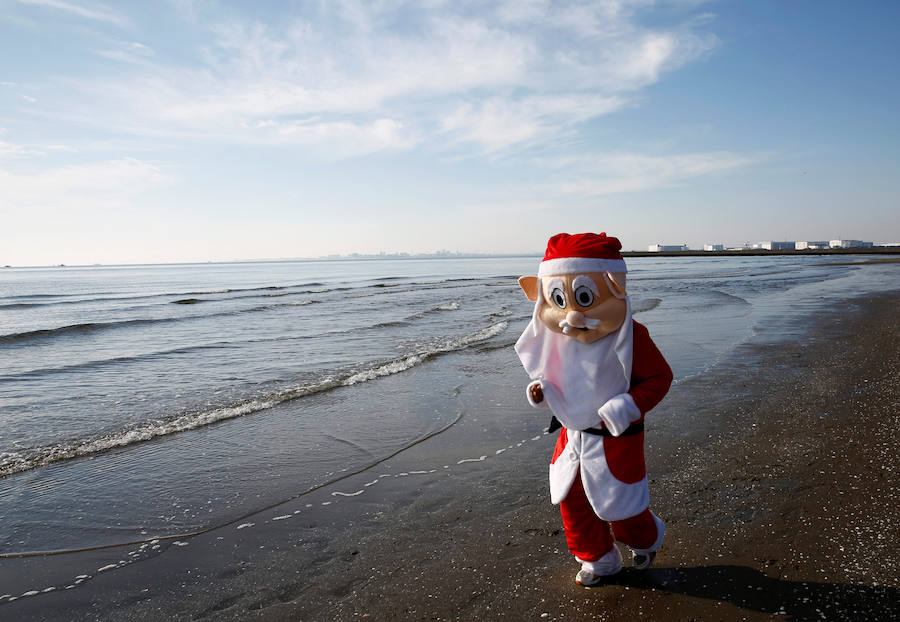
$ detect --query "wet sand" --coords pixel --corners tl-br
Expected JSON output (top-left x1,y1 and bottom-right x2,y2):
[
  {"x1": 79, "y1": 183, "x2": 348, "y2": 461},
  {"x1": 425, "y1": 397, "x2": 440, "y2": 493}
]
[{"x1": 2, "y1": 293, "x2": 898, "y2": 621}]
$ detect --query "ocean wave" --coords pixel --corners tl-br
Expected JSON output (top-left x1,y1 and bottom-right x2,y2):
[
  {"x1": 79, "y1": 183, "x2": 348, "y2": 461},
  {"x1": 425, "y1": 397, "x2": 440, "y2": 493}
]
[
  {"x1": 343, "y1": 321, "x2": 506, "y2": 385},
  {"x1": 0, "y1": 299, "x2": 320, "y2": 346},
  {"x1": 0, "y1": 319, "x2": 171, "y2": 345},
  {"x1": 346, "y1": 280, "x2": 488, "y2": 300},
  {"x1": 0, "y1": 321, "x2": 509, "y2": 479},
  {"x1": 368, "y1": 319, "x2": 409, "y2": 330},
  {"x1": 706, "y1": 290, "x2": 751, "y2": 306},
  {"x1": 0, "y1": 296, "x2": 149, "y2": 310},
  {"x1": 634, "y1": 269, "x2": 752, "y2": 282},
  {"x1": 1, "y1": 290, "x2": 229, "y2": 310},
  {"x1": 632, "y1": 298, "x2": 662, "y2": 314},
  {"x1": 0, "y1": 301, "x2": 463, "y2": 379},
  {"x1": 0, "y1": 343, "x2": 238, "y2": 380},
  {"x1": 473, "y1": 337, "x2": 519, "y2": 353},
  {"x1": 2, "y1": 291, "x2": 117, "y2": 300},
  {"x1": 0, "y1": 281, "x2": 332, "y2": 312},
  {"x1": 408, "y1": 301, "x2": 461, "y2": 319}
]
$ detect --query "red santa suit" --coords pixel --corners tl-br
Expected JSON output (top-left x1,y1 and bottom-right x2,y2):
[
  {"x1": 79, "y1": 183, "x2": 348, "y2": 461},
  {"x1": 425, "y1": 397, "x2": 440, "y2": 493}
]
[{"x1": 515, "y1": 233, "x2": 673, "y2": 576}]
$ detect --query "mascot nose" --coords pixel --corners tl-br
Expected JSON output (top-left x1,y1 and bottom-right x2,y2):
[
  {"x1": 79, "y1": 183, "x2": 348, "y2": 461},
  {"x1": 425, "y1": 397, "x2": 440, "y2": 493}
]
[{"x1": 566, "y1": 310, "x2": 586, "y2": 328}]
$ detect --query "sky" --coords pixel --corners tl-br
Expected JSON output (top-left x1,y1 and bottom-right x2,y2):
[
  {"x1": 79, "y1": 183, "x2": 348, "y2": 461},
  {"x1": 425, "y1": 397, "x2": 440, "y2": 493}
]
[{"x1": 1, "y1": 0, "x2": 898, "y2": 265}]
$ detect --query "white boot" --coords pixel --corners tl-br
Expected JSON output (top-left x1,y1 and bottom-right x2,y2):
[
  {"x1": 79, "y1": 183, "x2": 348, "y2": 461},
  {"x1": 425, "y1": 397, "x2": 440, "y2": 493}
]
[{"x1": 574, "y1": 546, "x2": 622, "y2": 586}]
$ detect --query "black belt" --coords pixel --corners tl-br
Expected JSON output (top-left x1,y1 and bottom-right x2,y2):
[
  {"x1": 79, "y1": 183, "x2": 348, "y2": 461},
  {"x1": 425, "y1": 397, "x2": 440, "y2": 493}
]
[{"x1": 547, "y1": 415, "x2": 644, "y2": 437}]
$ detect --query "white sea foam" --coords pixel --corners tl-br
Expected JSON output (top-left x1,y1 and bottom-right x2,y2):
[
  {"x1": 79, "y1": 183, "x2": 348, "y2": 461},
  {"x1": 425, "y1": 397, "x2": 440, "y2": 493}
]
[
  {"x1": 0, "y1": 321, "x2": 509, "y2": 479},
  {"x1": 457, "y1": 455, "x2": 487, "y2": 464},
  {"x1": 343, "y1": 355, "x2": 424, "y2": 385},
  {"x1": 0, "y1": 420, "x2": 551, "y2": 583},
  {"x1": 331, "y1": 490, "x2": 364, "y2": 497}
]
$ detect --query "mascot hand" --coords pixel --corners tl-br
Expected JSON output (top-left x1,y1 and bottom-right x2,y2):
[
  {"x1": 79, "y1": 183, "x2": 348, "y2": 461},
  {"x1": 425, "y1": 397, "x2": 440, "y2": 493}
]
[
  {"x1": 597, "y1": 393, "x2": 641, "y2": 436},
  {"x1": 526, "y1": 380, "x2": 547, "y2": 408}
]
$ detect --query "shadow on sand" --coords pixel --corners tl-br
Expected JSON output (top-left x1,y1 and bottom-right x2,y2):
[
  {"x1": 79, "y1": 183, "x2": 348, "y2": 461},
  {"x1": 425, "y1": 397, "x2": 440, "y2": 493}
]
[{"x1": 610, "y1": 565, "x2": 899, "y2": 620}]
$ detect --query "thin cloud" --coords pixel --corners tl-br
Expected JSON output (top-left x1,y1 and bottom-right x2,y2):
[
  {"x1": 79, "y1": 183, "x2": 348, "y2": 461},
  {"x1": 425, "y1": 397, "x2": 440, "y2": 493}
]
[
  {"x1": 15, "y1": 0, "x2": 129, "y2": 28},
  {"x1": 0, "y1": 157, "x2": 170, "y2": 207},
  {"x1": 440, "y1": 94, "x2": 627, "y2": 154},
  {"x1": 554, "y1": 152, "x2": 758, "y2": 196},
  {"x1": 29, "y1": 1, "x2": 718, "y2": 157},
  {"x1": 0, "y1": 140, "x2": 32, "y2": 159},
  {"x1": 96, "y1": 41, "x2": 155, "y2": 65},
  {"x1": 264, "y1": 117, "x2": 416, "y2": 157}
]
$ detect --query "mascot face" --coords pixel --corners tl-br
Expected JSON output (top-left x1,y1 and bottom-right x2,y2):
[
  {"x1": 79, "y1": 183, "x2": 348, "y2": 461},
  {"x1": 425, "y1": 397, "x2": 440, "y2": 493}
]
[{"x1": 518, "y1": 271, "x2": 627, "y2": 344}]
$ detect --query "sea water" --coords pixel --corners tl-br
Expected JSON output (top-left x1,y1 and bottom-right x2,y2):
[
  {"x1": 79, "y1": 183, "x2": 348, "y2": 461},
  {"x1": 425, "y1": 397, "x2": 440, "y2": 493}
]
[{"x1": 0, "y1": 255, "x2": 896, "y2": 554}]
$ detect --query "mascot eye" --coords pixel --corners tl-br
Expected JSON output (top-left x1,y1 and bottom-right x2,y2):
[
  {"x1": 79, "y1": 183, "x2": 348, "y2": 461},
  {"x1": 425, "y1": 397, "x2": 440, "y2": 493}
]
[
  {"x1": 550, "y1": 287, "x2": 566, "y2": 309},
  {"x1": 574, "y1": 286, "x2": 594, "y2": 307}
]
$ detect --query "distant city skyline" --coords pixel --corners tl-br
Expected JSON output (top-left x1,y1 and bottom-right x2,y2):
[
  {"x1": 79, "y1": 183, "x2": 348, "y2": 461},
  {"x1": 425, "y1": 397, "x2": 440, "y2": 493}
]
[
  {"x1": 2, "y1": 1, "x2": 899, "y2": 265},
  {"x1": 6, "y1": 237, "x2": 896, "y2": 269}
]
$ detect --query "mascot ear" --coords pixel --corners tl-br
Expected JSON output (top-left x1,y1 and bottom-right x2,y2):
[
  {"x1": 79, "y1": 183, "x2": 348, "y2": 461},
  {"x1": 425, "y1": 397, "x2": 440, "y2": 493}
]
[
  {"x1": 605, "y1": 272, "x2": 627, "y2": 298},
  {"x1": 518, "y1": 276, "x2": 539, "y2": 302}
]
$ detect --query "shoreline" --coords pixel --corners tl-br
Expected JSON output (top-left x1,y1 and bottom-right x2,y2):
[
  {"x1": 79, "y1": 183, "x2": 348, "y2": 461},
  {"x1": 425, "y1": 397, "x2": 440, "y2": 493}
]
[
  {"x1": 2, "y1": 249, "x2": 899, "y2": 271},
  {"x1": 2, "y1": 291, "x2": 898, "y2": 621},
  {"x1": 622, "y1": 249, "x2": 900, "y2": 258}
]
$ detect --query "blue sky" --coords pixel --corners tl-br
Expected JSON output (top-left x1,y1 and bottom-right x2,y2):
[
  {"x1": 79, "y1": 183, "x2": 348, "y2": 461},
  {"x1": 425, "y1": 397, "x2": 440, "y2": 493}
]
[{"x1": 1, "y1": 0, "x2": 898, "y2": 265}]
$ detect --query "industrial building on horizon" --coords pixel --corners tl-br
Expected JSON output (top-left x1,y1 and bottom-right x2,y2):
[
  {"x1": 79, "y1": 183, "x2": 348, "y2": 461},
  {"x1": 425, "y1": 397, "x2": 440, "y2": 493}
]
[{"x1": 649, "y1": 239, "x2": 878, "y2": 252}]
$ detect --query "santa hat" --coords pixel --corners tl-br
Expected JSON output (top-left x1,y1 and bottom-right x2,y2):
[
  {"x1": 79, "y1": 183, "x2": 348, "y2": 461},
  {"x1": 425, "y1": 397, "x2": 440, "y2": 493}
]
[{"x1": 538, "y1": 232, "x2": 627, "y2": 277}]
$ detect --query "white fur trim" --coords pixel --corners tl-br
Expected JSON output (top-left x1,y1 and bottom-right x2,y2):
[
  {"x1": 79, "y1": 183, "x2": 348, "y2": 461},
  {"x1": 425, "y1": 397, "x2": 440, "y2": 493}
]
[
  {"x1": 597, "y1": 393, "x2": 641, "y2": 436},
  {"x1": 539, "y1": 257, "x2": 627, "y2": 276},
  {"x1": 526, "y1": 380, "x2": 549, "y2": 408},
  {"x1": 549, "y1": 432, "x2": 580, "y2": 504},
  {"x1": 576, "y1": 546, "x2": 623, "y2": 576}
]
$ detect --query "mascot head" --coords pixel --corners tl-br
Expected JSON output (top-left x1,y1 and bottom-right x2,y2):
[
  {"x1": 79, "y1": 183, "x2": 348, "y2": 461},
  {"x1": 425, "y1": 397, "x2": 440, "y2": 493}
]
[{"x1": 518, "y1": 232, "x2": 629, "y2": 344}]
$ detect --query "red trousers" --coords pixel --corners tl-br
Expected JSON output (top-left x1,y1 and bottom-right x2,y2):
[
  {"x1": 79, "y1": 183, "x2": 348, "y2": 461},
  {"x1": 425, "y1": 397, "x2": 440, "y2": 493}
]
[{"x1": 560, "y1": 468, "x2": 659, "y2": 562}]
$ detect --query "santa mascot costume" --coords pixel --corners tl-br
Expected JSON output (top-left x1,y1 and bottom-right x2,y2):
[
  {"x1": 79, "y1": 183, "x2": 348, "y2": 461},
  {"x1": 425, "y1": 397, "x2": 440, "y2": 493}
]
[{"x1": 515, "y1": 232, "x2": 673, "y2": 587}]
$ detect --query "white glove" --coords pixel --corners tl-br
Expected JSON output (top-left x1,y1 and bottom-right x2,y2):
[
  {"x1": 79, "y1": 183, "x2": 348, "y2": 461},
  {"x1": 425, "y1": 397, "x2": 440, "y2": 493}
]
[
  {"x1": 597, "y1": 393, "x2": 641, "y2": 436},
  {"x1": 525, "y1": 380, "x2": 549, "y2": 408}
]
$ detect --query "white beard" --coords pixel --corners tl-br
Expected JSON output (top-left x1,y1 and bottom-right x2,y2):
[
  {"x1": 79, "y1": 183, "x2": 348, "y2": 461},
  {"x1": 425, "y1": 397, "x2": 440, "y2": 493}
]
[{"x1": 515, "y1": 296, "x2": 633, "y2": 431}]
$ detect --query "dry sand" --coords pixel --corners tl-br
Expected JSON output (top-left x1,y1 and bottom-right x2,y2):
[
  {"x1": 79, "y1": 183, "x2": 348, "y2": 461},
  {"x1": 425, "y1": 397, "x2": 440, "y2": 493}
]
[{"x1": 2, "y1": 294, "x2": 898, "y2": 621}]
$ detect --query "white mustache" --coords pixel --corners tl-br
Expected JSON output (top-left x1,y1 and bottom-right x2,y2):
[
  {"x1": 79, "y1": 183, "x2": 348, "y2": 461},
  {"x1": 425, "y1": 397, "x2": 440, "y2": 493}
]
[{"x1": 558, "y1": 316, "x2": 603, "y2": 335}]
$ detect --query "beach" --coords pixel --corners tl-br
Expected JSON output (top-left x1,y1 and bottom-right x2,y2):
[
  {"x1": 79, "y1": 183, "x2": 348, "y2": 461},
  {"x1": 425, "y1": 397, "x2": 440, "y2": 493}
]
[
  {"x1": 2, "y1": 286, "x2": 897, "y2": 621},
  {"x1": 5, "y1": 1, "x2": 899, "y2": 618}
]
